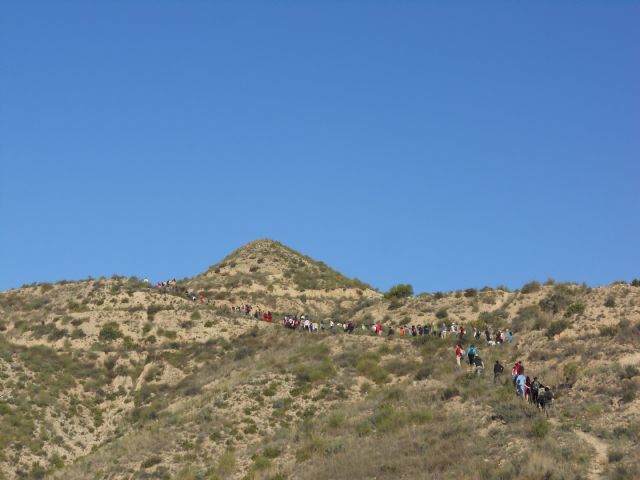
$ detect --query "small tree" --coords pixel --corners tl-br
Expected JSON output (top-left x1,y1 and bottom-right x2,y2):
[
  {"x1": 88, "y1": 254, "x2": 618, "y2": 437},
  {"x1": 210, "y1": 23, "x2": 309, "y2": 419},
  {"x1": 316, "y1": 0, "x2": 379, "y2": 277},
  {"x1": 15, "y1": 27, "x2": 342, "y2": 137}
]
[
  {"x1": 384, "y1": 284, "x2": 414, "y2": 299},
  {"x1": 564, "y1": 303, "x2": 586, "y2": 317},
  {"x1": 521, "y1": 281, "x2": 542, "y2": 294},
  {"x1": 99, "y1": 322, "x2": 123, "y2": 342}
]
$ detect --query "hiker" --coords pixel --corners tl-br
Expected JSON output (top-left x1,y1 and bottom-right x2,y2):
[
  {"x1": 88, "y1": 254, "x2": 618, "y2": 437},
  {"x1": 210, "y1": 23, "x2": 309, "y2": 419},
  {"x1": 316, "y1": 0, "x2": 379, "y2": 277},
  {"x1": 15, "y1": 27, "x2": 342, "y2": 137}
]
[
  {"x1": 474, "y1": 328, "x2": 481, "y2": 341},
  {"x1": 538, "y1": 387, "x2": 554, "y2": 416},
  {"x1": 376, "y1": 323, "x2": 383, "y2": 336},
  {"x1": 507, "y1": 330, "x2": 513, "y2": 343},
  {"x1": 525, "y1": 376, "x2": 532, "y2": 402},
  {"x1": 458, "y1": 325, "x2": 465, "y2": 339},
  {"x1": 493, "y1": 360, "x2": 504, "y2": 383},
  {"x1": 484, "y1": 328, "x2": 491, "y2": 342},
  {"x1": 399, "y1": 326, "x2": 405, "y2": 337},
  {"x1": 388, "y1": 326, "x2": 394, "y2": 336},
  {"x1": 473, "y1": 355, "x2": 484, "y2": 376},
  {"x1": 467, "y1": 345, "x2": 477, "y2": 367},
  {"x1": 511, "y1": 361, "x2": 521, "y2": 385},
  {"x1": 455, "y1": 344, "x2": 464, "y2": 368},
  {"x1": 531, "y1": 377, "x2": 542, "y2": 404},
  {"x1": 516, "y1": 371, "x2": 526, "y2": 399}
]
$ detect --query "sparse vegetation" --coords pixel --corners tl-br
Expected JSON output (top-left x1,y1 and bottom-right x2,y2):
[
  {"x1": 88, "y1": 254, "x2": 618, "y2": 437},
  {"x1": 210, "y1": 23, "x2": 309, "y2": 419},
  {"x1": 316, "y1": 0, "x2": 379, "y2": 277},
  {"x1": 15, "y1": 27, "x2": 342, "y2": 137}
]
[
  {"x1": 521, "y1": 281, "x2": 542, "y2": 294},
  {"x1": 99, "y1": 322, "x2": 123, "y2": 341},
  {"x1": 0, "y1": 241, "x2": 637, "y2": 480},
  {"x1": 384, "y1": 284, "x2": 414, "y2": 299},
  {"x1": 546, "y1": 319, "x2": 571, "y2": 338}
]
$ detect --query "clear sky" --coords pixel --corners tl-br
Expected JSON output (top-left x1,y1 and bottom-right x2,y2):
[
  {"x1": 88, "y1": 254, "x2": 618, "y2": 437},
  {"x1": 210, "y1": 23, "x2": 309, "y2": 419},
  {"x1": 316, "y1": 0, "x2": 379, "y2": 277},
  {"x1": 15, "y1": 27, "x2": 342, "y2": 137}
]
[{"x1": 1, "y1": 1, "x2": 638, "y2": 293}]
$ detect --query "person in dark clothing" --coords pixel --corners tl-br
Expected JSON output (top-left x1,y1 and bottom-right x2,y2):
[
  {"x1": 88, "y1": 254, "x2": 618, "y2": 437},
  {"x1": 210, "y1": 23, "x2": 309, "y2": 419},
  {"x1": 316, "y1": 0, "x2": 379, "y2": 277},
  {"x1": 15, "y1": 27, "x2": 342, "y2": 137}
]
[
  {"x1": 467, "y1": 345, "x2": 477, "y2": 366},
  {"x1": 473, "y1": 355, "x2": 484, "y2": 376},
  {"x1": 538, "y1": 388, "x2": 554, "y2": 416},
  {"x1": 493, "y1": 361, "x2": 504, "y2": 383},
  {"x1": 531, "y1": 377, "x2": 542, "y2": 404}
]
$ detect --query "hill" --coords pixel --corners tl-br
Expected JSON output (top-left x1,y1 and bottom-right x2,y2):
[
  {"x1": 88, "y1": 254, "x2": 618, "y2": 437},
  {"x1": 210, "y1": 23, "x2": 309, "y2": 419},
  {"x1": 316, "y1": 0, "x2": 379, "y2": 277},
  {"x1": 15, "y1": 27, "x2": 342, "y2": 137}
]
[
  {"x1": 183, "y1": 239, "x2": 381, "y2": 316},
  {"x1": 0, "y1": 243, "x2": 639, "y2": 480}
]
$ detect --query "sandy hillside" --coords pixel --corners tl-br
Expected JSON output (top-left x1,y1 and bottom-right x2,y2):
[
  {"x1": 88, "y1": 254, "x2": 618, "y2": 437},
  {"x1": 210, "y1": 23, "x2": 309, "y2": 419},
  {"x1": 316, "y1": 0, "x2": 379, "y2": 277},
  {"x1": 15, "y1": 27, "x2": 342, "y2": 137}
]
[{"x1": 0, "y1": 242, "x2": 638, "y2": 480}]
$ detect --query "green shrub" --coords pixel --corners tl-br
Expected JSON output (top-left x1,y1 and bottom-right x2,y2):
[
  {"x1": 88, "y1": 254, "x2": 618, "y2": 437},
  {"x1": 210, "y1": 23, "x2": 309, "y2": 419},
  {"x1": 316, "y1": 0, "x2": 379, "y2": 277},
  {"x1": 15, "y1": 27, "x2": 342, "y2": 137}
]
[
  {"x1": 158, "y1": 329, "x2": 177, "y2": 339},
  {"x1": 441, "y1": 387, "x2": 460, "y2": 400},
  {"x1": 479, "y1": 308, "x2": 509, "y2": 327},
  {"x1": 99, "y1": 322, "x2": 123, "y2": 342},
  {"x1": 563, "y1": 362, "x2": 579, "y2": 385},
  {"x1": 521, "y1": 281, "x2": 541, "y2": 294},
  {"x1": 599, "y1": 325, "x2": 617, "y2": 337},
  {"x1": 190, "y1": 310, "x2": 201, "y2": 320},
  {"x1": 294, "y1": 361, "x2": 335, "y2": 385},
  {"x1": 546, "y1": 320, "x2": 570, "y2": 338},
  {"x1": 263, "y1": 446, "x2": 281, "y2": 459},
  {"x1": 564, "y1": 303, "x2": 585, "y2": 317},
  {"x1": 539, "y1": 294, "x2": 571, "y2": 314},
  {"x1": 620, "y1": 365, "x2": 639, "y2": 380},
  {"x1": 608, "y1": 449, "x2": 624, "y2": 463},
  {"x1": 415, "y1": 367, "x2": 432, "y2": 380},
  {"x1": 511, "y1": 305, "x2": 546, "y2": 331},
  {"x1": 604, "y1": 296, "x2": 616, "y2": 308},
  {"x1": 147, "y1": 304, "x2": 169, "y2": 320},
  {"x1": 141, "y1": 456, "x2": 162, "y2": 468},
  {"x1": 70, "y1": 328, "x2": 86, "y2": 339},
  {"x1": 384, "y1": 284, "x2": 414, "y2": 299},
  {"x1": 436, "y1": 308, "x2": 448, "y2": 319},
  {"x1": 529, "y1": 419, "x2": 549, "y2": 438},
  {"x1": 464, "y1": 288, "x2": 478, "y2": 298},
  {"x1": 387, "y1": 299, "x2": 402, "y2": 310}
]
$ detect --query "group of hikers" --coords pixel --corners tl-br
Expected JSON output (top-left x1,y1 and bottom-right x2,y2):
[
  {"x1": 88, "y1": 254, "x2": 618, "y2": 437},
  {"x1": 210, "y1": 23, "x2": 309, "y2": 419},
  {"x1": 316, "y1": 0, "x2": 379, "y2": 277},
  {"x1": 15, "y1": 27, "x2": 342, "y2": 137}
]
[
  {"x1": 154, "y1": 279, "x2": 210, "y2": 304},
  {"x1": 147, "y1": 279, "x2": 557, "y2": 417},
  {"x1": 156, "y1": 278, "x2": 178, "y2": 289},
  {"x1": 274, "y1": 315, "x2": 515, "y2": 350},
  {"x1": 455, "y1": 344, "x2": 554, "y2": 415},
  {"x1": 441, "y1": 323, "x2": 513, "y2": 345}
]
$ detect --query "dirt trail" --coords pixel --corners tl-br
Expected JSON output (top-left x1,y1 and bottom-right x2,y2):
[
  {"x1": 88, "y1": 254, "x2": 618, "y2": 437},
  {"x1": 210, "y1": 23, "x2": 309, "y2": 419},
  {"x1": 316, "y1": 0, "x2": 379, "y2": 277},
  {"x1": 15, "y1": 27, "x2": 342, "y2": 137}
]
[
  {"x1": 574, "y1": 429, "x2": 608, "y2": 479},
  {"x1": 548, "y1": 418, "x2": 607, "y2": 479}
]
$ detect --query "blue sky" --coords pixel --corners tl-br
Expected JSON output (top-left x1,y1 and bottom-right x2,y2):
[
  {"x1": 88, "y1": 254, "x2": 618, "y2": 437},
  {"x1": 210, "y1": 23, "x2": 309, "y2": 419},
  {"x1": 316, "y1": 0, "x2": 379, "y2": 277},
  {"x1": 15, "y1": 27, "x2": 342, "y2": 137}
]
[{"x1": 1, "y1": 1, "x2": 638, "y2": 293}]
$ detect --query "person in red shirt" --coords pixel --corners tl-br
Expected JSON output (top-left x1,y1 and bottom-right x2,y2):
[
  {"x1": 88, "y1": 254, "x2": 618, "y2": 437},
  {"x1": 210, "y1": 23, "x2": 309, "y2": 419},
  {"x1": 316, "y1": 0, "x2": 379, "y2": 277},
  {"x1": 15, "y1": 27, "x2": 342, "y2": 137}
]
[{"x1": 455, "y1": 344, "x2": 464, "y2": 368}]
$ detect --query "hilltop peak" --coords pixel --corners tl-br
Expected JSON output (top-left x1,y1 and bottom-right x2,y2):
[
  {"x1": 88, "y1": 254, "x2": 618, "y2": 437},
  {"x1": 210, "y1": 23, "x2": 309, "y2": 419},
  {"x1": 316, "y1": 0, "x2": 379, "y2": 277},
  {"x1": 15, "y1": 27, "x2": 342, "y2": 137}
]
[{"x1": 185, "y1": 239, "x2": 379, "y2": 314}]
